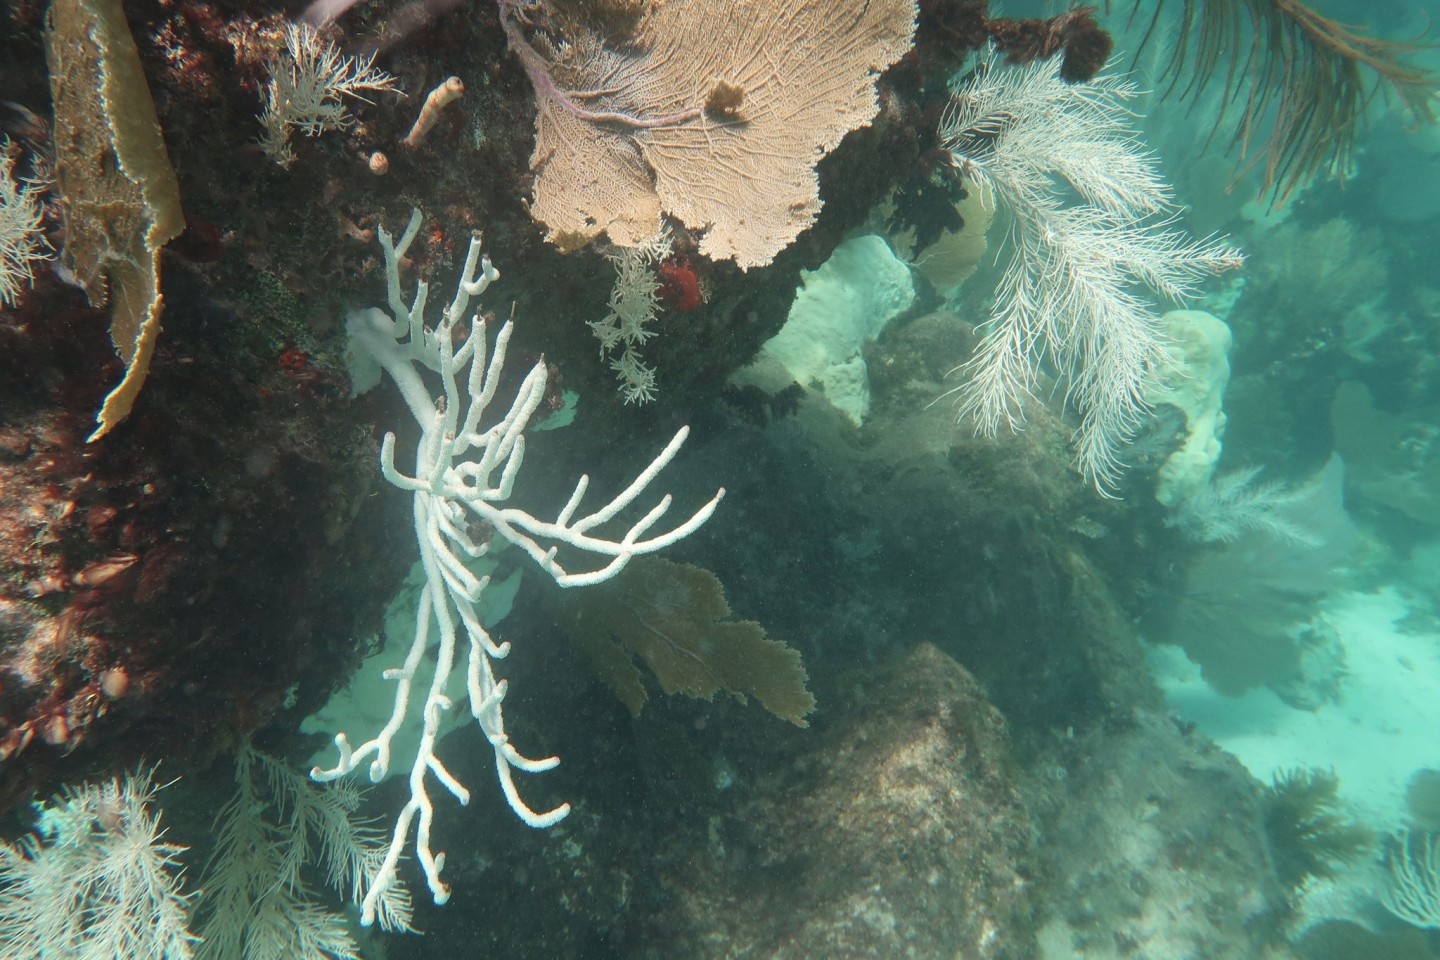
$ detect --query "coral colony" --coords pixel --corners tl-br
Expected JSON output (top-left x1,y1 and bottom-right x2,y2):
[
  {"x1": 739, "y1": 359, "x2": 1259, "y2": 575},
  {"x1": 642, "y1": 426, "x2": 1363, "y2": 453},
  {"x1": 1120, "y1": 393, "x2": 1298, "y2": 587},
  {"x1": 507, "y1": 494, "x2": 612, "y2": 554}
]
[
  {"x1": 939, "y1": 46, "x2": 1243, "y2": 490},
  {"x1": 317, "y1": 210, "x2": 723, "y2": 922},
  {"x1": 7, "y1": 2, "x2": 1440, "y2": 957}
]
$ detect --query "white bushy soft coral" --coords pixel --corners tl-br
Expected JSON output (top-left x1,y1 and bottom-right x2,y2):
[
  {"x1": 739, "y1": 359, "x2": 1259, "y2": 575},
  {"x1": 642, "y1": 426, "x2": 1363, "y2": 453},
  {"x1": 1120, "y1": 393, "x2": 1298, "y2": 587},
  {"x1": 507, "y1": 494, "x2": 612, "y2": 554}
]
[
  {"x1": 0, "y1": 140, "x2": 51, "y2": 308},
  {"x1": 937, "y1": 46, "x2": 1243, "y2": 492},
  {"x1": 588, "y1": 232, "x2": 672, "y2": 405},
  {"x1": 194, "y1": 745, "x2": 412, "y2": 960},
  {"x1": 1165, "y1": 466, "x2": 1322, "y2": 545},
  {"x1": 0, "y1": 769, "x2": 197, "y2": 960},
  {"x1": 259, "y1": 22, "x2": 399, "y2": 166}
]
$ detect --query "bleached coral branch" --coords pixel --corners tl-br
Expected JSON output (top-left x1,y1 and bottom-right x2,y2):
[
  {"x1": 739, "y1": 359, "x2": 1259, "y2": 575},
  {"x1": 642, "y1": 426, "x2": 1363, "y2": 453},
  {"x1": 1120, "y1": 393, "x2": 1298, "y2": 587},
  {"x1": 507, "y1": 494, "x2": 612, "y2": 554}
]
[
  {"x1": 937, "y1": 46, "x2": 1243, "y2": 492},
  {"x1": 316, "y1": 210, "x2": 723, "y2": 925}
]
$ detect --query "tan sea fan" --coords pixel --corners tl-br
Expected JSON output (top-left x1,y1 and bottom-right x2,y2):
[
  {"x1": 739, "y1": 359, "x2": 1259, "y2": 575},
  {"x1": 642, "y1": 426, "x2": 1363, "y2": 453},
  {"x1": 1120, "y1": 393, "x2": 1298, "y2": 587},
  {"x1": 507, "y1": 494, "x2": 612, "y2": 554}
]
[{"x1": 503, "y1": 0, "x2": 917, "y2": 270}]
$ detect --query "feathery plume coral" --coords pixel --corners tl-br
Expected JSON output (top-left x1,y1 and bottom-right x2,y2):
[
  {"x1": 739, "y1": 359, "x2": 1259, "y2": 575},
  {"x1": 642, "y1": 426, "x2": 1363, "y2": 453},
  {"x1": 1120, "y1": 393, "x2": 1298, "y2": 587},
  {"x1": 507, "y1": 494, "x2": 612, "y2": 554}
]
[
  {"x1": 0, "y1": 142, "x2": 49, "y2": 308},
  {"x1": 1165, "y1": 466, "x2": 1322, "y2": 546},
  {"x1": 938, "y1": 46, "x2": 1243, "y2": 491},
  {"x1": 195, "y1": 745, "x2": 412, "y2": 960},
  {"x1": 0, "y1": 770, "x2": 197, "y2": 959},
  {"x1": 589, "y1": 232, "x2": 672, "y2": 404},
  {"x1": 259, "y1": 22, "x2": 399, "y2": 167}
]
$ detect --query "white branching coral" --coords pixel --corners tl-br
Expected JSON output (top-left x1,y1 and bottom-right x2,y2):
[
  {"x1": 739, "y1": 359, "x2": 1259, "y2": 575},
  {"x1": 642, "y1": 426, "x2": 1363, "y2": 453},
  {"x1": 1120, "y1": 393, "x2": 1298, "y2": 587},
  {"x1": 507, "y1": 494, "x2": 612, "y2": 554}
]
[
  {"x1": 938, "y1": 47, "x2": 1244, "y2": 491},
  {"x1": 0, "y1": 141, "x2": 50, "y2": 308},
  {"x1": 589, "y1": 232, "x2": 672, "y2": 404},
  {"x1": 317, "y1": 210, "x2": 723, "y2": 925},
  {"x1": 259, "y1": 22, "x2": 399, "y2": 167}
]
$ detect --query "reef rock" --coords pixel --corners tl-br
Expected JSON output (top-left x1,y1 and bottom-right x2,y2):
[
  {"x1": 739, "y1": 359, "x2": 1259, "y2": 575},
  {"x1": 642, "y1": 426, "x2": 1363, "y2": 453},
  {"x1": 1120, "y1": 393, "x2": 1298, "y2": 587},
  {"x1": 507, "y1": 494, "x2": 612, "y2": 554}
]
[{"x1": 645, "y1": 642, "x2": 1035, "y2": 960}]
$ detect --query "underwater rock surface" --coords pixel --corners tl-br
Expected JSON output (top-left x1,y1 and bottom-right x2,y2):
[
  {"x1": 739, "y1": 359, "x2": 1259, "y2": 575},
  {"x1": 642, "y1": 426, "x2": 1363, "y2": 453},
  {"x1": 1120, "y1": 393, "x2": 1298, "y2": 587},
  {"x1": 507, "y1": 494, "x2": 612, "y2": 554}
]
[
  {"x1": 637, "y1": 642, "x2": 1034, "y2": 960},
  {"x1": 0, "y1": 269, "x2": 410, "y2": 809},
  {"x1": 1029, "y1": 711, "x2": 1293, "y2": 960}
]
